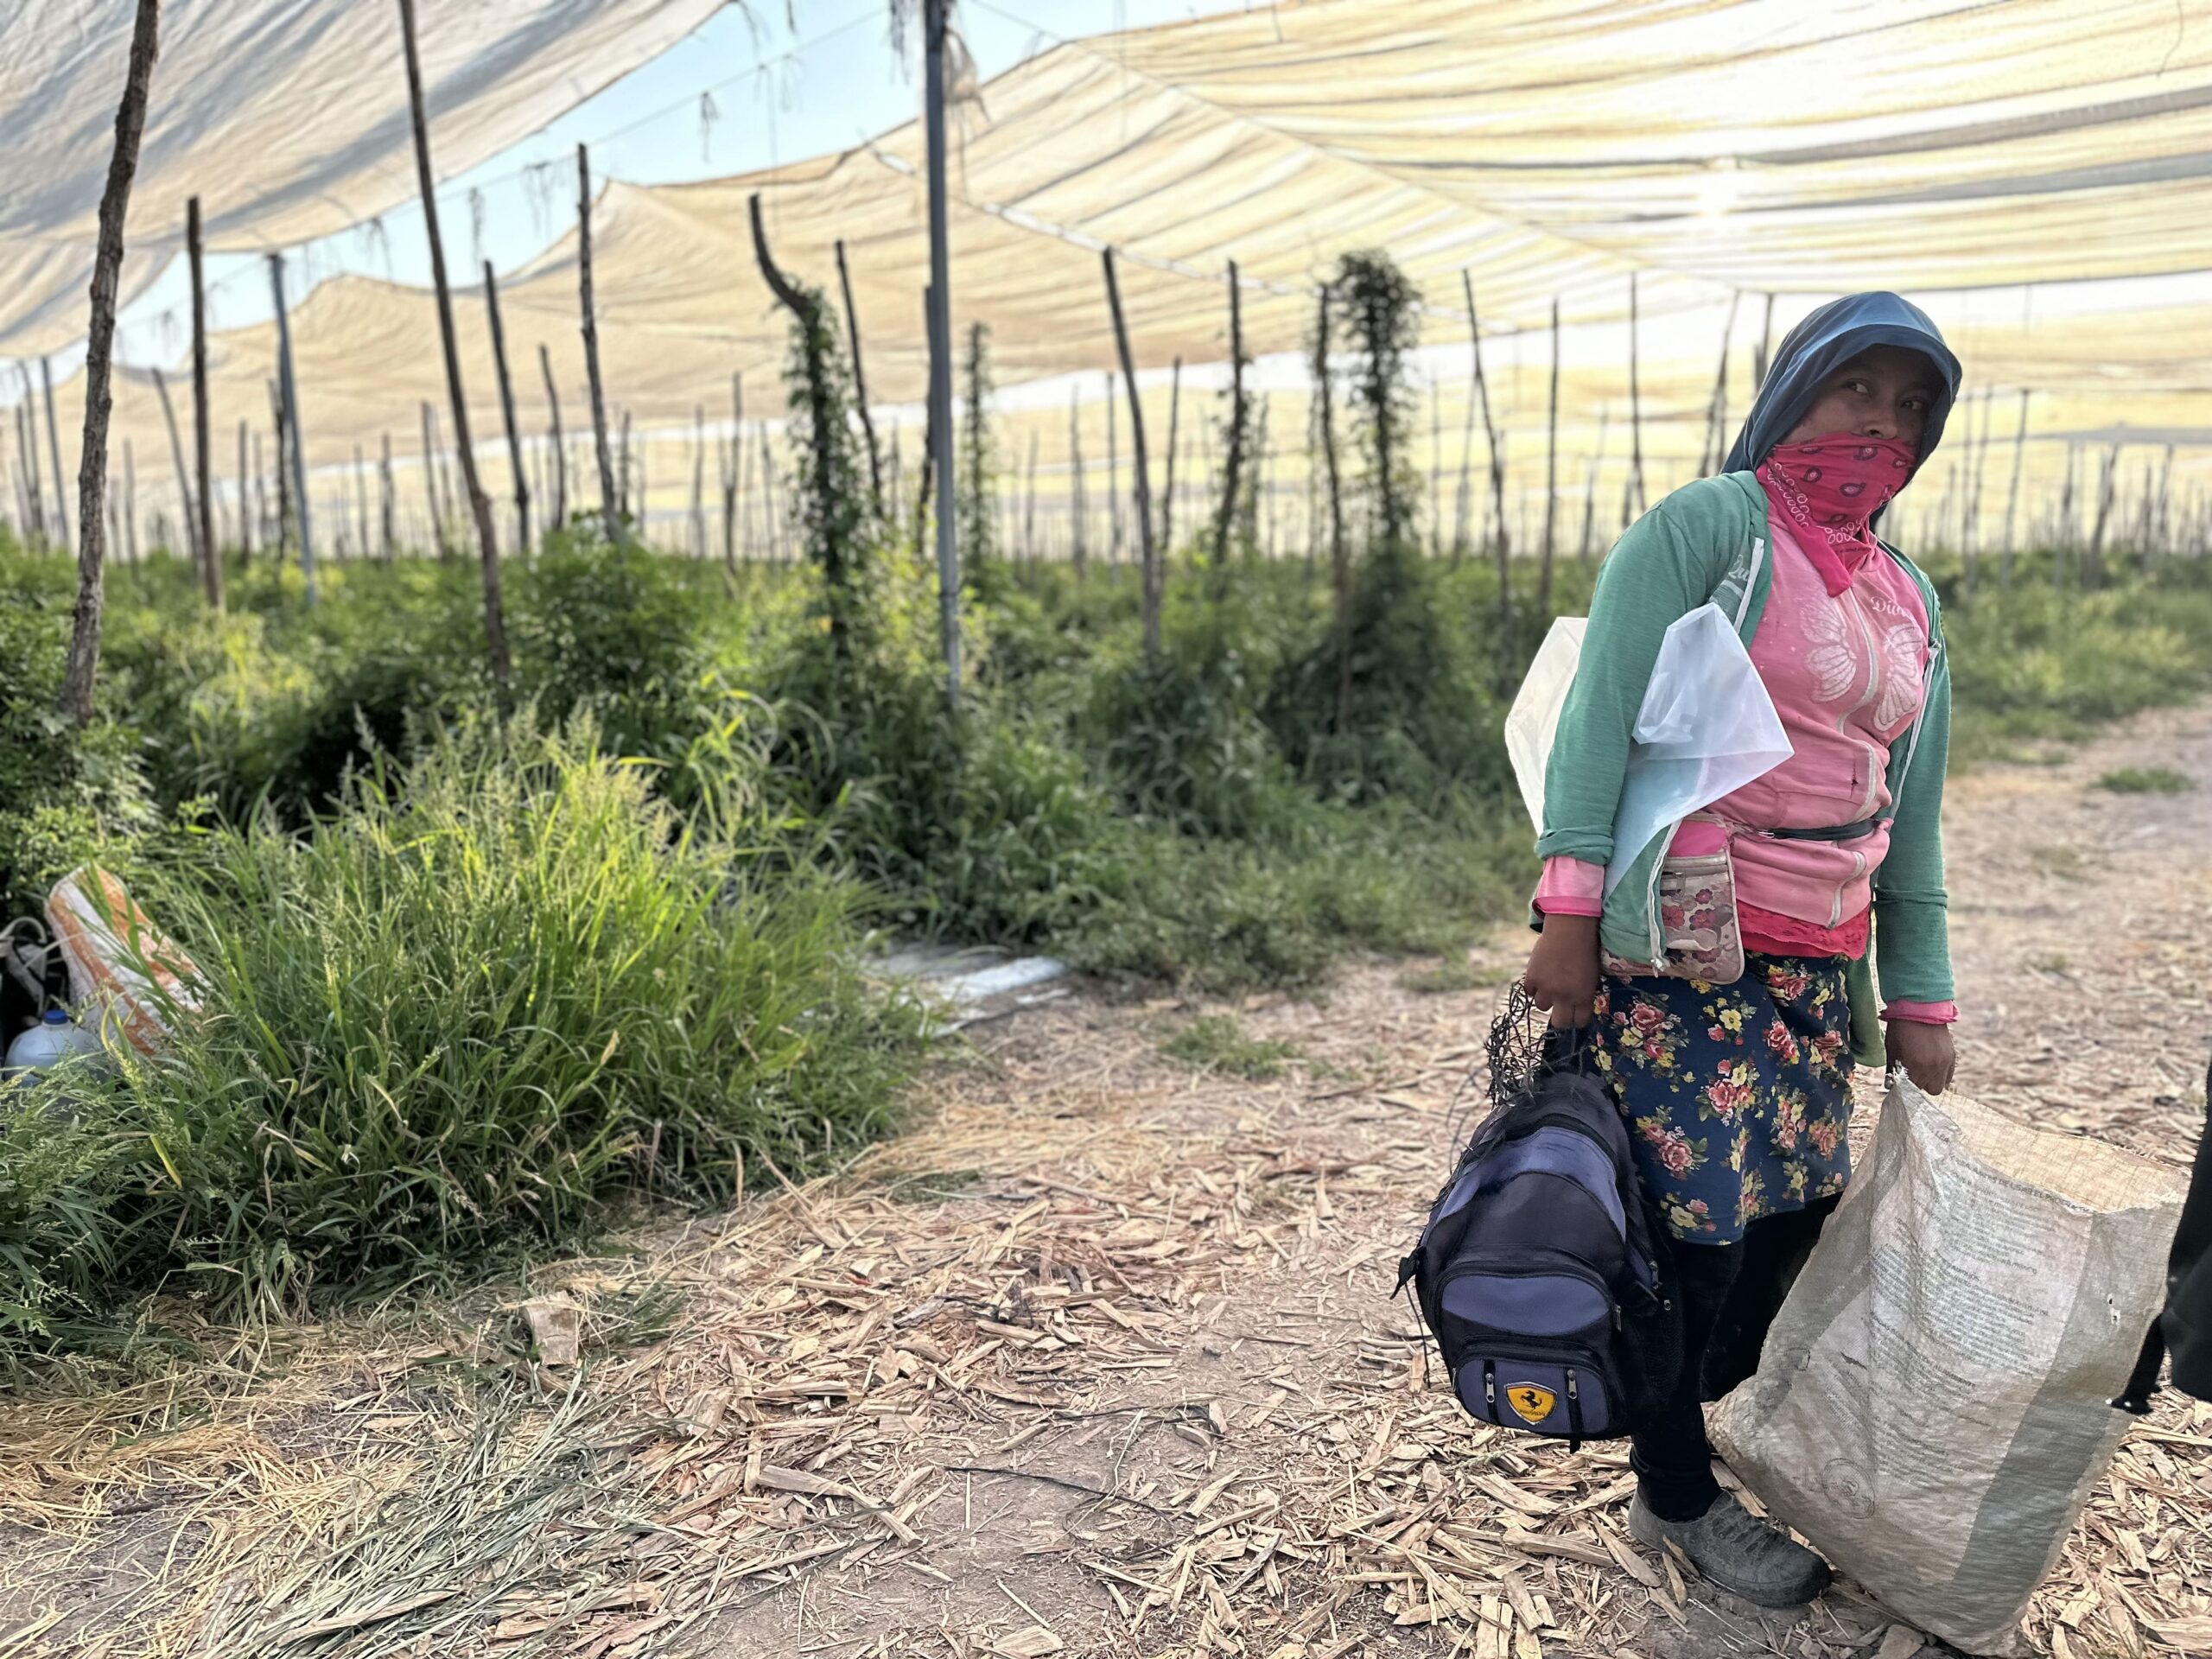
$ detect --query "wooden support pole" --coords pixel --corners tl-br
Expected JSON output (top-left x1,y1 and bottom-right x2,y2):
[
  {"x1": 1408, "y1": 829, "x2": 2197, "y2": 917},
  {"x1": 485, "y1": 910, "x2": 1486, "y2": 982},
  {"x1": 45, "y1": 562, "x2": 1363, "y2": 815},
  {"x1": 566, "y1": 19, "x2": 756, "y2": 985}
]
[
  {"x1": 1067, "y1": 381, "x2": 1086, "y2": 580},
  {"x1": 418, "y1": 402, "x2": 444, "y2": 556},
  {"x1": 727, "y1": 372, "x2": 743, "y2": 569},
  {"x1": 235, "y1": 419, "x2": 251, "y2": 559},
  {"x1": 265, "y1": 377, "x2": 286, "y2": 554},
  {"x1": 1102, "y1": 247, "x2": 1160, "y2": 658},
  {"x1": 1627, "y1": 272, "x2": 1646, "y2": 517},
  {"x1": 924, "y1": 0, "x2": 960, "y2": 704},
  {"x1": 1461, "y1": 270, "x2": 1509, "y2": 620},
  {"x1": 398, "y1": 0, "x2": 508, "y2": 685},
  {"x1": 42, "y1": 359, "x2": 73, "y2": 554},
  {"x1": 1106, "y1": 369, "x2": 1121, "y2": 568},
  {"x1": 151, "y1": 369, "x2": 195, "y2": 564},
  {"x1": 187, "y1": 195, "x2": 219, "y2": 606},
  {"x1": 758, "y1": 422, "x2": 781, "y2": 563},
  {"x1": 267, "y1": 257, "x2": 315, "y2": 599},
  {"x1": 380, "y1": 432, "x2": 397, "y2": 562},
  {"x1": 690, "y1": 403, "x2": 706, "y2": 558},
  {"x1": 1753, "y1": 292, "x2": 1777, "y2": 391},
  {"x1": 576, "y1": 144, "x2": 620, "y2": 539},
  {"x1": 482, "y1": 261, "x2": 531, "y2": 559},
  {"x1": 1213, "y1": 259, "x2": 1247, "y2": 578},
  {"x1": 353, "y1": 443, "x2": 370, "y2": 561},
  {"x1": 1701, "y1": 291, "x2": 1741, "y2": 474},
  {"x1": 619, "y1": 409, "x2": 633, "y2": 521},
  {"x1": 1160, "y1": 355, "x2": 1181, "y2": 553},
  {"x1": 834, "y1": 238, "x2": 885, "y2": 519},
  {"x1": 1999, "y1": 390, "x2": 2028, "y2": 589},
  {"x1": 1023, "y1": 429, "x2": 1039, "y2": 560},
  {"x1": 1579, "y1": 409, "x2": 1609, "y2": 565},
  {"x1": 1541, "y1": 296, "x2": 1560, "y2": 613},
  {"x1": 1314, "y1": 285, "x2": 1351, "y2": 734},
  {"x1": 19, "y1": 368, "x2": 47, "y2": 544},
  {"x1": 123, "y1": 440, "x2": 138, "y2": 564},
  {"x1": 537, "y1": 342, "x2": 568, "y2": 534},
  {"x1": 58, "y1": 0, "x2": 160, "y2": 726}
]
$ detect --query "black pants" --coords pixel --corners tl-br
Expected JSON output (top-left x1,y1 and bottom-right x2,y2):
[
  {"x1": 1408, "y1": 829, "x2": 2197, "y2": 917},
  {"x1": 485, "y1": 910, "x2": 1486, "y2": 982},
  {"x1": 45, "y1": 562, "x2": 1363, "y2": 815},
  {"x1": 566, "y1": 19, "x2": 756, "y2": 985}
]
[{"x1": 1630, "y1": 1194, "x2": 1840, "y2": 1522}]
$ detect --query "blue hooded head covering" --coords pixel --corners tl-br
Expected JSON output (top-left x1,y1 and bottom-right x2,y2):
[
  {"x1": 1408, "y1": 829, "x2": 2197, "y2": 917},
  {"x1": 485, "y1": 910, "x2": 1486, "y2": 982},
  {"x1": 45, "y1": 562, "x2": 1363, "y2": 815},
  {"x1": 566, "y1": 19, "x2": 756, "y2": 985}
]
[{"x1": 1721, "y1": 291, "x2": 1961, "y2": 477}]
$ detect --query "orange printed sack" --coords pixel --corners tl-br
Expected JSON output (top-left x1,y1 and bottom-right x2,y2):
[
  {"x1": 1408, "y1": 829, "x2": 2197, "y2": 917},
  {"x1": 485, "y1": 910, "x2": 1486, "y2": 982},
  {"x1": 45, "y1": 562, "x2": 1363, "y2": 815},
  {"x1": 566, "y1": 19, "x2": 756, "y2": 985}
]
[{"x1": 42, "y1": 866, "x2": 201, "y2": 1056}]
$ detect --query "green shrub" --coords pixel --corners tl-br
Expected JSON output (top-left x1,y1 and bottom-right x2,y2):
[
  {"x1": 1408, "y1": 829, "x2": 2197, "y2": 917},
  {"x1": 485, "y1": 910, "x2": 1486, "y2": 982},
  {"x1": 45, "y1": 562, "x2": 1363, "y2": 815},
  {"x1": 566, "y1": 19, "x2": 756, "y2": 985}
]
[
  {"x1": 0, "y1": 553, "x2": 156, "y2": 916},
  {"x1": 79, "y1": 716, "x2": 921, "y2": 1322}
]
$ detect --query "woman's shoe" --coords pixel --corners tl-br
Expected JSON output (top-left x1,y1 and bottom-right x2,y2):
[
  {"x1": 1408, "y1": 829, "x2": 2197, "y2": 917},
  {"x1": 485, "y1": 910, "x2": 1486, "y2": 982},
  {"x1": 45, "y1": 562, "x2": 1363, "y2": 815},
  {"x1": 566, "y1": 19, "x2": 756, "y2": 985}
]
[{"x1": 1628, "y1": 1491, "x2": 1832, "y2": 1606}]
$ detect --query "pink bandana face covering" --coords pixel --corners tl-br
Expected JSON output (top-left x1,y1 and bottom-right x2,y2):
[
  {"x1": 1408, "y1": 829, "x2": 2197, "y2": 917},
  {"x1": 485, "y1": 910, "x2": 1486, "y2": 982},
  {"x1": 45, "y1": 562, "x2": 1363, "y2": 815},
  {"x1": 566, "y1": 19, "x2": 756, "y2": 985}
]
[{"x1": 1756, "y1": 435, "x2": 1916, "y2": 594}]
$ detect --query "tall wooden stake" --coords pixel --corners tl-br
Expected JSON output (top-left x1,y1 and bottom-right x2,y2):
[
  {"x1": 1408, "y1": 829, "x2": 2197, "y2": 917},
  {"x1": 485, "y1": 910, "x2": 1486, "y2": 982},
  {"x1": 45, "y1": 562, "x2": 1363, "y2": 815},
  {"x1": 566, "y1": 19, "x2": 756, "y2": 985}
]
[
  {"x1": 1461, "y1": 271, "x2": 1509, "y2": 617},
  {"x1": 398, "y1": 0, "x2": 508, "y2": 685},
  {"x1": 1626, "y1": 272, "x2": 1646, "y2": 516},
  {"x1": 481, "y1": 261, "x2": 531, "y2": 559},
  {"x1": 1999, "y1": 391, "x2": 2025, "y2": 593},
  {"x1": 19, "y1": 370, "x2": 46, "y2": 544},
  {"x1": 1701, "y1": 291, "x2": 1740, "y2": 474},
  {"x1": 235, "y1": 419, "x2": 252, "y2": 558},
  {"x1": 924, "y1": 0, "x2": 961, "y2": 705},
  {"x1": 1313, "y1": 287, "x2": 1351, "y2": 733},
  {"x1": 268, "y1": 257, "x2": 315, "y2": 599},
  {"x1": 123, "y1": 439, "x2": 139, "y2": 564},
  {"x1": 537, "y1": 343, "x2": 568, "y2": 533},
  {"x1": 576, "y1": 144, "x2": 619, "y2": 539},
  {"x1": 1213, "y1": 260, "x2": 1248, "y2": 579},
  {"x1": 1067, "y1": 383, "x2": 1086, "y2": 579},
  {"x1": 380, "y1": 432, "x2": 397, "y2": 562},
  {"x1": 1578, "y1": 409, "x2": 1609, "y2": 565},
  {"x1": 835, "y1": 238, "x2": 885, "y2": 518},
  {"x1": 41, "y1": 359, "x2": 72, "y2": 554},
  {"x1": 418, "y1": 402, "x2": 444, "y2": 555},
  {"x1": 353, "y1": 443, "x2": 370, "y2": 559},
  {"x1": 151, "y1": 369, "x2": 196, "y2": 564},
  {"x1": 1102, "y1": 248, "x2": 1160, "y2": 658},
  {"x1": 1106, "y1": 370, "x2": 1122, "y2": 568},
  {"x1": 1753, "y1": 292, "x2": 1777, "y2": 391},
  {"x1": 1160, "y1": 356, "x2": 1182, "y2": 551},
  {"x1": 187, "y1": 195, "x2": 219, "y2": 607},
  {"x1": 1541, "y1": 296, "x2": 1560, "y2": 613},
  {"x1": 59, "y1": 0, "x2": 161, "y2": 727}
]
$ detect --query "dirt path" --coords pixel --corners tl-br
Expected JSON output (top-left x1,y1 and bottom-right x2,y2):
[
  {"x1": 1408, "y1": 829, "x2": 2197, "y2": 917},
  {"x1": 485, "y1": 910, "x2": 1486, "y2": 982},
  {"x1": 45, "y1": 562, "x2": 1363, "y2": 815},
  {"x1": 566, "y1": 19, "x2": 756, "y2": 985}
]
[{"x1": 4, "y1": 708, "x2": 2210, "y2": 1658}]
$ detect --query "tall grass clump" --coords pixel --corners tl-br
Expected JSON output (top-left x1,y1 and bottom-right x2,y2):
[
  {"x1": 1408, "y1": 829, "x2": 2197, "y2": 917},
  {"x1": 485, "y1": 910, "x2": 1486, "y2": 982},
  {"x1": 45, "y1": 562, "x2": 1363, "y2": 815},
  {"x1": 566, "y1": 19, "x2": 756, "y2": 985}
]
[{"x1": 100, "y1": 715, "x2": 921, "y2": 1320}]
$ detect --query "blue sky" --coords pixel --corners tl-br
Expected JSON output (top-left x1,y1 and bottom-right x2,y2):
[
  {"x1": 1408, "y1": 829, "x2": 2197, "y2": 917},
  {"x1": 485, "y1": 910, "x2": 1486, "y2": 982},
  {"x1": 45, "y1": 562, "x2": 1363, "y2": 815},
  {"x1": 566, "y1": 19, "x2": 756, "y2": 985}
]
[{"x1": 114, "y1": 0, "x2": 1259, "y2": 366}]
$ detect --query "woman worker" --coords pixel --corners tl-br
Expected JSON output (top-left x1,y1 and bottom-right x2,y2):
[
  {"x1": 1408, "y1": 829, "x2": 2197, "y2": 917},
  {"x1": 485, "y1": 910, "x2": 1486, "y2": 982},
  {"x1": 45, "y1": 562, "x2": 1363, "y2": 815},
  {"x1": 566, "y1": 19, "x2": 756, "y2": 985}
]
[{"x1": 1524, "y1": 292, "x2": 1961, "y2": 1606}]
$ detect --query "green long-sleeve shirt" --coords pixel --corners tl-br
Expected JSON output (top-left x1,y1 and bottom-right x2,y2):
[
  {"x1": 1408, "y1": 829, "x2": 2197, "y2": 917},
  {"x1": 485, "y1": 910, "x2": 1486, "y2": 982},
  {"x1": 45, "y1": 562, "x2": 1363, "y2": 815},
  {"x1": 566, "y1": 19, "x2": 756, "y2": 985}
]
[{"x1": 1536, "y1": 472, "x2": 1953, "y2": 1065}]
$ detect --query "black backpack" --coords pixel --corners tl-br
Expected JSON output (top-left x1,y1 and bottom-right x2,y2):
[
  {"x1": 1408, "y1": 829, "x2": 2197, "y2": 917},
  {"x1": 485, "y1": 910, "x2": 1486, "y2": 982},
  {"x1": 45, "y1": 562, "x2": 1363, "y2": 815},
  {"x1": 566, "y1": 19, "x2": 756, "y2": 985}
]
[{"x1": 1400, "y1": 1026, "x2": 1682, "y2": 1446}]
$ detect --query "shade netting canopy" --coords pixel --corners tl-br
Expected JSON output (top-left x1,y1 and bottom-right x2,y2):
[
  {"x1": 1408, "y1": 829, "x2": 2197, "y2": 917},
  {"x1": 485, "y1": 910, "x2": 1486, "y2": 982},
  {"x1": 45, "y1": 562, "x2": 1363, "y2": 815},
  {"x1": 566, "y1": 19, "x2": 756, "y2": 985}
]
[
  {"x1": 0, "y1": 0, "x2": 726, "y2": 354},
  {"x1": 16, "y1": 0, "x2": 2212, "y2": 559}
]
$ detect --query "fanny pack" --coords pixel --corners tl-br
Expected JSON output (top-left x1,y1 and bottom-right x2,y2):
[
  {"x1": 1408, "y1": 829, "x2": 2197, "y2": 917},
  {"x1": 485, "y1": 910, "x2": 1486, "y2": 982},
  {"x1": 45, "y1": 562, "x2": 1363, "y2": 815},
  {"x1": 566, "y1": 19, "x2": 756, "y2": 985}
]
[{"x1": 1604, "y1": 816, "x2": 1879, "y2": 986}]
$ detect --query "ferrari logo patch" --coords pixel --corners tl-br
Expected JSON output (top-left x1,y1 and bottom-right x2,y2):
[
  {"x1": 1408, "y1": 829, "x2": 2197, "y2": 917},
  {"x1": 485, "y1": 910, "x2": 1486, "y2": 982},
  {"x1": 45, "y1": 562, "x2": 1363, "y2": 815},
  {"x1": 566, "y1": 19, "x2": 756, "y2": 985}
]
[{"x1": 1505, "y1": 1383, "x2": 1556, "y2": 1426}]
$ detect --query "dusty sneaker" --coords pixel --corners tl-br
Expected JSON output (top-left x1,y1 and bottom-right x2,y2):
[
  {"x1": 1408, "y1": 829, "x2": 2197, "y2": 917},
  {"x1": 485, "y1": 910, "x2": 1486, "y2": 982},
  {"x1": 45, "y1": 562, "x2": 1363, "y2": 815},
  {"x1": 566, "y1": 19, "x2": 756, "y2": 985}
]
[{"x1": 1629, "y1": 1491, "x2": 1832, "y2": 1607}]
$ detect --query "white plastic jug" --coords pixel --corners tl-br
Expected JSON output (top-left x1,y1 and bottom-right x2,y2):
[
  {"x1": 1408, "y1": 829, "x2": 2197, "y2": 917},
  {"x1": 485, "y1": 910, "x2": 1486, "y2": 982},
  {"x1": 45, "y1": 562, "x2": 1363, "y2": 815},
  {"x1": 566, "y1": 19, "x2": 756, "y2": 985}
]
[{"x1": 3, "y1": 1008, "x2": 104, "y2": 1082}]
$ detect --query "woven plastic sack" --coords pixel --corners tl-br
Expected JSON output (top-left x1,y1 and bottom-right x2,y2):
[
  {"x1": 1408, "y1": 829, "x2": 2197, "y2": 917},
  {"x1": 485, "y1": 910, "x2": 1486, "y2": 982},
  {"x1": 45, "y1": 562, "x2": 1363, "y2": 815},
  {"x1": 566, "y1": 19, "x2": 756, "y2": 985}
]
[
  {"x1": 44, "y1": 866, "x2": 201, "y2": 1057},
  {"x1": 1710, "y1": 1078, "x2": 2187, "y2": 1656}
]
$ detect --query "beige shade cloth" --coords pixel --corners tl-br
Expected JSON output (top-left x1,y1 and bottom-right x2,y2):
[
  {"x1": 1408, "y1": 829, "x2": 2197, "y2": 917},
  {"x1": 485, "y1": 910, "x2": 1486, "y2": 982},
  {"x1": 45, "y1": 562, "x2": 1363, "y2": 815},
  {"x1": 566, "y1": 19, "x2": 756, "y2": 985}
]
[
  {"x1": 0, "y1": 0, "x2": 728, "y2": 355},
  {"x1": 14, "y1": 0, "x2": 2212, "y2": 560}
]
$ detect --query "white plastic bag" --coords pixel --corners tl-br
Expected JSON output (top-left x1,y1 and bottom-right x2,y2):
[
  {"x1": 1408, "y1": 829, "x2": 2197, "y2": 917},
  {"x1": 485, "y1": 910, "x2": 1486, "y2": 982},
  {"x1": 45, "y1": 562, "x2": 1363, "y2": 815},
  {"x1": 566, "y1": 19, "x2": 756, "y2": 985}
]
[
  {"x1": 1503, "y1": 615, "x2": 1586, "y2": 833},
  {"x1": 1604, "y1": 603, "x2": 1789, "y2": 895},
  {"x1": 1710, "y1": 1079, "x2": 2188, "y2": 1656},
  {"x1": 44, "y1": 866, "x2": 201, "y2": 1057},
  {"x1": 1502, "y1": 605, "x2": 1789, "y2": 891}
]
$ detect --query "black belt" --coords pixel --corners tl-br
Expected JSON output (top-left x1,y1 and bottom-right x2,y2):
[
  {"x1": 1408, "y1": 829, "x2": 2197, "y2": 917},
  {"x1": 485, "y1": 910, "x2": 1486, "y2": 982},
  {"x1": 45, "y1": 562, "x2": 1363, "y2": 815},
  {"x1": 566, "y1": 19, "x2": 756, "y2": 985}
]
[{"x1": 1768, "y1": 817, "x2": 1878, "y2": 843}]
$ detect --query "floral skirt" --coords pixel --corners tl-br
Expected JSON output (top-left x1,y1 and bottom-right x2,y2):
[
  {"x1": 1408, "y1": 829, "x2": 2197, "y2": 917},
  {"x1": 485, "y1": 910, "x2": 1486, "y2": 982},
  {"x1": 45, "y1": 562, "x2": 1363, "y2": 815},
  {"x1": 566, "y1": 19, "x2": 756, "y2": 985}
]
[{"x1": 1590, "y1": 956, "x2": 1855, "y2": 1245}]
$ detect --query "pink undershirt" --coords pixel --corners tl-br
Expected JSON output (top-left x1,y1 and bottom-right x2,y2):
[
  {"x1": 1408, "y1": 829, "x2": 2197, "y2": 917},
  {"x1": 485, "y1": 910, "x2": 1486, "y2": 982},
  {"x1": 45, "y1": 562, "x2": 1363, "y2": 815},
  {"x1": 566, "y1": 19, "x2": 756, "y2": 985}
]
[{"x1": 1537, "y1": 490, "x2": 1956, "y2": 1027}]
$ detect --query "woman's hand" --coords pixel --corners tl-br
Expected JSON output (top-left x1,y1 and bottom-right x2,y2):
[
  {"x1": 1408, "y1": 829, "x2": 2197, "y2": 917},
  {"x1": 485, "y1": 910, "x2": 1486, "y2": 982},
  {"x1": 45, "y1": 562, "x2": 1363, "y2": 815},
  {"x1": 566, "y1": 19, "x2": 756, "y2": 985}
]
[
  {"x1": 1885, "y1": 1019, "x2": 1955, "y2": 1096},
  {"x1": 1525, "y1": 912, "x2": 1601, "y2": 1029}
]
